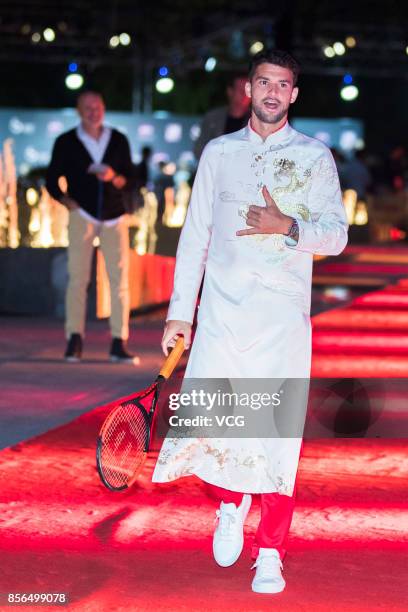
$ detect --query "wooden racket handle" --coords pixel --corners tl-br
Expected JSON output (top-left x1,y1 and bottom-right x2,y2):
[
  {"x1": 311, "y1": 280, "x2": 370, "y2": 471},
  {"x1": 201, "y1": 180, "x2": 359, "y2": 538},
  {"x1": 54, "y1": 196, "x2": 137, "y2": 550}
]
[{"x1": 159, "y1": 336, "x2": 185, "y2": 379}]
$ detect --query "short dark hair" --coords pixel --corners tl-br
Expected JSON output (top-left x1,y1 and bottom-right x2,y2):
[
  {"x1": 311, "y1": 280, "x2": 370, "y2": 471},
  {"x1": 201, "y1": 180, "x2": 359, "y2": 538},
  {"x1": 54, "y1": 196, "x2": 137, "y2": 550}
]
[{"x1": 248, "y1": 49, "x2": 300, "y2": 86}]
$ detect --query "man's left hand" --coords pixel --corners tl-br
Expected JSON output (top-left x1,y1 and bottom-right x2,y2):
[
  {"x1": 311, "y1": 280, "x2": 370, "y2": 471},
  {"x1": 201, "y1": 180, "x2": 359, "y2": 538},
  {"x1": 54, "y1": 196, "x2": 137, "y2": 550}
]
[
  {"x1": 96, "y1": 165, "x2": 116, "y2": 182},
  {"x1": 96, "y1": 165, "x2": 127, "y2": 189},
  {"x1": 236, "y1": 185, "x2": 292, "y2": 236},
  {"x1": 112, "y1": 175, "x2": 127, "y2": 189}
]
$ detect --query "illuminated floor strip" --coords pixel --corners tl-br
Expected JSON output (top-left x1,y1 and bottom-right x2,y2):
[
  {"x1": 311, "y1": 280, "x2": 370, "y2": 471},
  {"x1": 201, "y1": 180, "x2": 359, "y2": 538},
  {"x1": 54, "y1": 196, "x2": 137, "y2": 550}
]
[
  {"x1": 354, "y1": 293, "x2": 408, "y2": 306},
  {"x1": 312, "y1": 354, "x2": 408, "y2": 377},
  {"x1": 313, "y1": 309, "x2": 408, "y2": 329},
  {"x1": 313, "y1": 331, "x2": 408, "y2": 351},
  {"x1": 354, "y1": 253, "x2": 408, "y2": 264}
]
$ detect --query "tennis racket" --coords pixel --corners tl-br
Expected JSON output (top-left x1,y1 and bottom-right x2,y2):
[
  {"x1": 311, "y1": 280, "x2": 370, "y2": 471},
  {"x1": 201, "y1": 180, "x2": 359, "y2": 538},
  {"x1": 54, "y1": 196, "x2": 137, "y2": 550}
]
[{"x1": 96, "y1": 337, "x2": 185, "y2": 491}]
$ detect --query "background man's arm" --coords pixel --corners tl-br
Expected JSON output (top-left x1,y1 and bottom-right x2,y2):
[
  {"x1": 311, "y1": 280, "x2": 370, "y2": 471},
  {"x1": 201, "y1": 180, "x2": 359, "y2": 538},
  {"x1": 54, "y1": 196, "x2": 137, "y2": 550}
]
[
  {"x1": 112, "y1": 135, "x2": 134, "y2": 190},
  {"x1": 45, "y1": 137, "x2": 67, "y2": 203}
]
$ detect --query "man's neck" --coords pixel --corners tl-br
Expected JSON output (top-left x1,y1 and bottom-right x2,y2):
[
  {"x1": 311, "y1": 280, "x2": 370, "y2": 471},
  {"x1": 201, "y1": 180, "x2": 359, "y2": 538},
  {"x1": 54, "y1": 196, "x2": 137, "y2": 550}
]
[
  {"x1": 250, "y1": 114, "x2": 288, "y2": 142},
  {"x1": 81, "y1": 123, "x2": 104, "y2": 140}
]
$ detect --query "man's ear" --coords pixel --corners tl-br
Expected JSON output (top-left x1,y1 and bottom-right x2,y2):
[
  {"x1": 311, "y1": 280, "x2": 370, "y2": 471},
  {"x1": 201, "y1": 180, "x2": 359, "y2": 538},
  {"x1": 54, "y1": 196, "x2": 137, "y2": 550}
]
[
  {"x1": 245, "y1": 80, "x2": 252, "y2": 99},
  {"x1": 290, "y1": 86, "x2": 299, "y2": 104}
]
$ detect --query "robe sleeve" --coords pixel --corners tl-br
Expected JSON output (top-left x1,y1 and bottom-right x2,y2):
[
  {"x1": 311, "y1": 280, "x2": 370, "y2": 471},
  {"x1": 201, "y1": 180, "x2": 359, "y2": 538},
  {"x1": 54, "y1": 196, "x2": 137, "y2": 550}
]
[
  {"x1": 166, "y1": 141, "x2": 218, "y2": 323},
  {"x1": 285, "y1": 149, "x2": 349, "y2": 256}
]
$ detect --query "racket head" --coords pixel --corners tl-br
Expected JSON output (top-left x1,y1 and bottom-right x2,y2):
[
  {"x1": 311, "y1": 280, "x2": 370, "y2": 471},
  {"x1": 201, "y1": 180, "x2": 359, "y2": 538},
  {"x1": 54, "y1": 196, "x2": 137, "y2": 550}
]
[{"x1": 96, "y1": 383, "x2": 159, "y2": 491}]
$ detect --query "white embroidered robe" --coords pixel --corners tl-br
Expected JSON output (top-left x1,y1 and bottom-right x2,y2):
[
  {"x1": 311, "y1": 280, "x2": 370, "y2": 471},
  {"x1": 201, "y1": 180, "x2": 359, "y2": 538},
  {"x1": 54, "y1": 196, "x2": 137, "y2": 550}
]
[{"x1": 152, "y1": 121, "x2": 348, "y2": 496}]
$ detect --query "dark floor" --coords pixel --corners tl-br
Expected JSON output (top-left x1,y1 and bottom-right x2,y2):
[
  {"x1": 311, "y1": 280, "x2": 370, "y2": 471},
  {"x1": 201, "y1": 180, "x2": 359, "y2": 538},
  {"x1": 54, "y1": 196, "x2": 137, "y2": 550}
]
[{"x1": 0, "y1": 313, "x2": 179, "y2": 449}]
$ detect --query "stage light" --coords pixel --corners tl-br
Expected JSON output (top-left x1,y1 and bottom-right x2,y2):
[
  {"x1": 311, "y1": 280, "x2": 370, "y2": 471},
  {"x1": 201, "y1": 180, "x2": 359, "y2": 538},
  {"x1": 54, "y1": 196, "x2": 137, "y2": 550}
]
[
  {"x1": 156, "y1": 77, "x2": 174, "y2": 93},
  {"x1": 190, "y1": 125, "x2": 201, "y2": 140},
  {"x1": 163, "y1": 162, "x2": 176, "y2": 176},
  {"x1": 119, "y1": 32, "x2": 131, "y2": 46},
  {"x1": 109, "y1": 35, "x2": 120, "y2": 48},
  {"x1": 406, "y1": 46, "x2": 408, "y2": 55},
  {"x1": 31, "y1": 32, "x2": 41, "y2": 43},
  {"x1": 164, "y1": 123, "x2": 182, "y2": 143},
  {"x1": 138, "y1": 123, "x2": 155, "y2": 138},
  {"x1": 340, "y1": 85, "x2": 359, "y2": 101},
  {"x1": 21, "y1": 24, "x2": 31, "y2": 35},
  {"x1": 159, "y1": 66, "x2": 169, "y2": 77},
  {"x1": 343, "y1": 74, "x2": 353, "y2": 84},
  {"x1": 345, "y1": 36, "x2": 356, "y2": 48},
  {"x1": 205, "y1": 57, "x2": 217, "y2": 72},
  {"x1": 68, "y1": 62, "x2": 78, "y2": 73},
  {"x1": 333, "y1": 42, "x2": 346, "y2": 55},
  {"x1": 354, "y1": 201, "x2": 368, "y2": 225},
  {"x1": 43, "y1": 28, "x2": 55, "y2": 42},
  {"x1": 323, "y1": 46, "x2": 335, "y2": 58},
  {"x1": 250, "y1": 41, "x2": 264, "y2": 55},
  {"x1": 340, "y1": 129, "x2": 358, "y2": 150},
  {"x1": 26, "y1": 188, "x2": 39, "y2": 206},
  {"x1": 65, "y1": 73, "x2": 84, "y2": 90}
]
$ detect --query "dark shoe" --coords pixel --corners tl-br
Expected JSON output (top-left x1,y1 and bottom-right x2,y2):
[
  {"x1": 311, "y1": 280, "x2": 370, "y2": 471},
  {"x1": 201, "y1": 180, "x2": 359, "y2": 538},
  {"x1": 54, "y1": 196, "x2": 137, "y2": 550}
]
[
  {"x1": 109, "y1": 338, "x2": 140, "y2": 364},
  {"x1": 64, "y1": 333, "x2": 83, "y2": 362}
]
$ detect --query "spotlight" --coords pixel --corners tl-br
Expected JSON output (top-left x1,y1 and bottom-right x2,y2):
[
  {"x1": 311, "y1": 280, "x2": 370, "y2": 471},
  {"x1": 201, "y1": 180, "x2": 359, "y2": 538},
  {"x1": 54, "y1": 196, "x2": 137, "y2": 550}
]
[
  {"x1": 156, "y1": 77, "x2": 174, "y2": 93},
  {"x1": 65, "y1": 73, "x2": 84, "y2": 90},
  {"x1": 119, "y1": 32, "x2": 131, "y2": 46},
  {"x1": 340, "y1": 85, "x2": 359, "y2": 101},
  {"x1": 26, "y1": 188, "x2": 39, "y2": 206},
  {"x1": 323, "y1": 46, "x2": 335, "y2": 58},
  {"x1": 204, "y1": 57, "x2": 217, "y2": 72},
  {"x1": 31, "y1": 32, "x2": 41, "y2": 43},
  {"x1": 163, "y1": 162, "x2": 176, "y2": 176},
  {"x1": 21, "y1": 24, "x2": 31, "y2": 35},
  {"x1": 249, "y1": 41, "x2": 264, "y2": 55},
  {"x1": 333, "y1": 42, "x2": 346, "y2": 55},
  {"x1": 109, "y1": 35, "x2": 120, "y2": 48},
  {"x1": 159, "y1": 66, "x2": 169, "y2": 77},
  {"x1": 343, "y1": 74, "x2": 353, "y2": 84},
  {"x1": 406, "y1": 46, "x2": 408, "y2": 55},
  {"x1": 345, "y1": 36, "x2": 356, "y2": 48},
  {"x1": 43, "y1": 28, "x2": 55, "y2": 42},
  {"x1": 68, "y1": 62, "x2": 78, "y2": 73}
]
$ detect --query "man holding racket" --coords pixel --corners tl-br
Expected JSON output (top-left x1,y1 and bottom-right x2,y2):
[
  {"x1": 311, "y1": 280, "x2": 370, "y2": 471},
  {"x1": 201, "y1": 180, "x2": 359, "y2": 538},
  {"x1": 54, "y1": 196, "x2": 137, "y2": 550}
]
[{"x1": 153, "y1": 49, "x2": 348, "y2": 594}]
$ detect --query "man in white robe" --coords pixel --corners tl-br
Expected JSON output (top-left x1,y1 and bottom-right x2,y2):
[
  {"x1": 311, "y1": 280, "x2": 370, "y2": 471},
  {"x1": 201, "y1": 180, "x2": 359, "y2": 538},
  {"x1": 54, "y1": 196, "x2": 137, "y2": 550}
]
[{"x1": 152, "y1": 49, "x2": 348, "y2": 594}]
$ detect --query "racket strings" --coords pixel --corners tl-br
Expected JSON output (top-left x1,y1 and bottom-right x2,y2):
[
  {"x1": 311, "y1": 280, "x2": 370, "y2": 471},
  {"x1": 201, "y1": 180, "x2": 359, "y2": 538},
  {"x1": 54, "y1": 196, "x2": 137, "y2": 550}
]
[{"x1": 99, "y1": 400, "x2": 150, "y2": 489}]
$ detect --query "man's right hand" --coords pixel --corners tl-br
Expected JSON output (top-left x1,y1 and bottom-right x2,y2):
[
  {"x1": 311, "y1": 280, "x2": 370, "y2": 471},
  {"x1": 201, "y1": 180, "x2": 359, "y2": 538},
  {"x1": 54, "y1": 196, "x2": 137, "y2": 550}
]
[
  {"x1": 61, "y1": 196, "x2": 80, "y2": 211},
  {"x1": 161, "y1": 320, "x2": 192, "y2": 356}
]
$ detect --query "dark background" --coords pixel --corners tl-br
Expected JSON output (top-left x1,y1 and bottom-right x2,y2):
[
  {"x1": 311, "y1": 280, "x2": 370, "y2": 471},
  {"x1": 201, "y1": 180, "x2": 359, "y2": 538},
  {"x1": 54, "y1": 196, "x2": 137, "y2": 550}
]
[{"x1": 0, "y1": 0, "x2": 407, "y2": 153}]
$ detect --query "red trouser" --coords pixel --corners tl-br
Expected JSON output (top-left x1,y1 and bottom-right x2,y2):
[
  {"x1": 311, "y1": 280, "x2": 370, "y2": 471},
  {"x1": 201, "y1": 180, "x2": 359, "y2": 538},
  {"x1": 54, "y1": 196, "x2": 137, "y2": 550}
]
[{"x1": 206, "y1": 481, "x2": 297, "y2": 562}]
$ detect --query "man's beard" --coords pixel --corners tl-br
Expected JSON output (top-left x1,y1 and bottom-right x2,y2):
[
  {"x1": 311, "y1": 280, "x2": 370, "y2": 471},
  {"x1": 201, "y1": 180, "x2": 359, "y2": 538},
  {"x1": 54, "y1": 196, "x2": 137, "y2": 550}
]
[{"x1": 252, "y1": 100, "x2": 289, "y2": 125}]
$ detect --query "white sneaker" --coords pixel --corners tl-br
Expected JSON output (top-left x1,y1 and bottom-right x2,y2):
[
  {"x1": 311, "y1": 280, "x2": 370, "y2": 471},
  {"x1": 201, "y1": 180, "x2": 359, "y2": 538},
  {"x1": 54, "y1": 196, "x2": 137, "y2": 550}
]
[
  {"x1": 251, "y1": 548, "x2": 286, "y2": 594},
  {"x1": 212, "y1": 494, "x2": 252, "y2": 567}
]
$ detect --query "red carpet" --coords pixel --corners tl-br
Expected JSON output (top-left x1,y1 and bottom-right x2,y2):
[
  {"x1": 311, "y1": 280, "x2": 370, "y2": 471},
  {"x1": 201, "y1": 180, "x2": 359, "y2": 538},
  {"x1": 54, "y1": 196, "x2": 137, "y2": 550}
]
[
  {"x1": 0, "y1": 409, "x2": 408, "y2": 611},
  {"x1": 312, "y1": 285, "x2": 408, "y2": 376},
  {"x1": 0, "y1": 407, "x2": 406, "y2": 610},
  {"x1": 1, "y1": 272, "x2": 408, "y2": 609}
]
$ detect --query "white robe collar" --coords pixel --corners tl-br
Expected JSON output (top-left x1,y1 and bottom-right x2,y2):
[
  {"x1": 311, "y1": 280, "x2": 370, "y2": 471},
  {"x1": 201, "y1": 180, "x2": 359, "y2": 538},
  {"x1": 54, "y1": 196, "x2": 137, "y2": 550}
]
[{"x1": 245, "y1": 118, "x2": 293, "y2": 146}]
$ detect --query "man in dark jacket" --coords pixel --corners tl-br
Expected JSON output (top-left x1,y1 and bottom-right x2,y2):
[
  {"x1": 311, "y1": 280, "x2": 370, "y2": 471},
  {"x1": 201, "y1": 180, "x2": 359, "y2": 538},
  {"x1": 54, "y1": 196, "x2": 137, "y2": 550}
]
[
  {"x1": 193, "y1": 74, "x2": 251, "y2": 160},
  {"x1": 46, "y1": 90, "x2": 138, "y2": 363}
]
